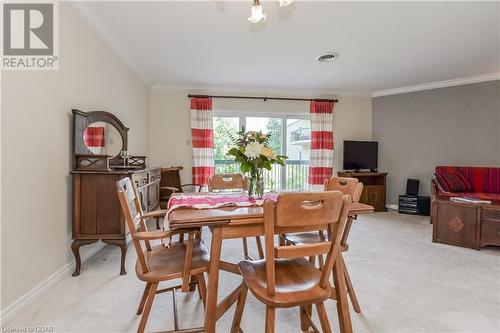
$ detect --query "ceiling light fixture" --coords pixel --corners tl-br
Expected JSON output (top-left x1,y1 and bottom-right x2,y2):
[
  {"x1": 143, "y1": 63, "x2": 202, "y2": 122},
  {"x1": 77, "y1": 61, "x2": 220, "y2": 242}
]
[
  {"x1": 248, "y1": 0, "x2": 294, "y2": 24},
  {"x1": 248, "y1": 0, "x2": 267, "y2": 23},
  {"x1": 278, "y1": 0, "x2": 294, "y2": 7}
]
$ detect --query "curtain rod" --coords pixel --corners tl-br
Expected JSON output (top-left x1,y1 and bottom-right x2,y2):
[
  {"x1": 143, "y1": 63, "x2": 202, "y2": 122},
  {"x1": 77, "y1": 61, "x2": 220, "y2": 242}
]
[{"x1": 187, "y1": 94, "x2": 339, "y2": 103}]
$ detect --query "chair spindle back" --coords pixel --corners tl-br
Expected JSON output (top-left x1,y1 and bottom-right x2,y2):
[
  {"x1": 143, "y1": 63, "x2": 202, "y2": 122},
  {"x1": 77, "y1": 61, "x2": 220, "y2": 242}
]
[
  {"x1": 325, "y1": 177, "x2": 364, "y2": 246},
  {"x1": 116, "y1": 177, "x2": 151, "y2": 273}
]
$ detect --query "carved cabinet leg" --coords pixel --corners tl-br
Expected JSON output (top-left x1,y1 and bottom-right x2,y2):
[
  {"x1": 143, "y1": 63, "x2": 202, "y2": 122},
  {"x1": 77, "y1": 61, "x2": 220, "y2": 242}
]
[
  {"x1": 102, "y1": 239, "x2": 128, "y2": 275},
  {"x1": 71, "y1": 239, "x2": 98, "y2": 277}
]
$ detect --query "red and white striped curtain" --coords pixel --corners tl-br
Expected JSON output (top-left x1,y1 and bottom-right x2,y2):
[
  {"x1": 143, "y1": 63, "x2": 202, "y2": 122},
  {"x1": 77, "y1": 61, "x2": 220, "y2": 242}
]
[
  {"x1": 83, "y1": 126, "x2": 105, "y2": 154},
  {"x1": 190, "y1": 97, "x2": 215, "y2": 187},
  {"x1": 308, "y1": 100, "x2": 334, "y2": 189}
]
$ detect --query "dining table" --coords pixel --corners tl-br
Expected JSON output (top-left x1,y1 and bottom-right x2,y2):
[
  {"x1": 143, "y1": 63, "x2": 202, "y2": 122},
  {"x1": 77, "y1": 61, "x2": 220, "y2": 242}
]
[{"x1": 167, "y1": 193, "x2": 374, "y2": 333}]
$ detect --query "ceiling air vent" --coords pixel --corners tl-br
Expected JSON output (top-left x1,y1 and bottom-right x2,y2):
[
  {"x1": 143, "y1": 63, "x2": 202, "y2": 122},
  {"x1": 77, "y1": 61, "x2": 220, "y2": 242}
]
[{"x1": 317, "y1": 53, "x2": 339, "y2": 63}]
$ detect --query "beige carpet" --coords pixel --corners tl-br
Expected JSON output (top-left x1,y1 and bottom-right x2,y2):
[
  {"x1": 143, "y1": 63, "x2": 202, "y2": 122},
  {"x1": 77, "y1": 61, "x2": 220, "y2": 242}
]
[{"x1": 6, "y1": 211, "x2": 500, "y2": 332}]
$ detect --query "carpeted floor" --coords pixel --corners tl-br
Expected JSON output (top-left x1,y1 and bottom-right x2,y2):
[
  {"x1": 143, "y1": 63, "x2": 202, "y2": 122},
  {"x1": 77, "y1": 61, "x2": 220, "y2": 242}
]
[{"x1": 6, "y1": 211, "x2": 500, "y2": 332}]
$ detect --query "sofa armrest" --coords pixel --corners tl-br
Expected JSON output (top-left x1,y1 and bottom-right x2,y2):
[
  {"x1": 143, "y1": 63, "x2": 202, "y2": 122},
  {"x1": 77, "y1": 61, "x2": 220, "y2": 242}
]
[{"x1": 431, "y1": 179, "x2": 438, "y2": 200}]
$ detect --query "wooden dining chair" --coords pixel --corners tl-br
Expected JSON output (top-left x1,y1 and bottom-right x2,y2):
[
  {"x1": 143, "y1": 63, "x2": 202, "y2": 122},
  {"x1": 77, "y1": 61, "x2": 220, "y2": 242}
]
[
  {"x1": 284, "y1": 176, "x2": 364, "y2": 313},
  {"x1": 208, "y1": 173, "x2": 248, "y2": 192},
  {"x1": 231, "y1": 192, "x2": 351, "y2": 333},
  {"x1": 159, "y1": 166, "x2": 202, "y2": 209},
  {"x1": 116, "y1": 177, "x2": 209, "y2": 333},
  {"x1": 208, "y1": 173, "x2": 264, "y2": 260}
]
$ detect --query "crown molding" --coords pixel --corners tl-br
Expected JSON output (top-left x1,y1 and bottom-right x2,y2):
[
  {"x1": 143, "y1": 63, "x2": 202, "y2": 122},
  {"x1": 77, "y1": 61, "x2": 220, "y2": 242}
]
[
  {"x1": 70, "y1": 1, "x2": 151, "y2": 85},
  {"x1": 372, "y1": 72, "x2": 500, "y2": 97},
  {"x1": 151, "y1": 83, "x2": 372, "y2": 98},
  {"x1": 71, "y1": 1, "x2": 498, "y2": 98}
]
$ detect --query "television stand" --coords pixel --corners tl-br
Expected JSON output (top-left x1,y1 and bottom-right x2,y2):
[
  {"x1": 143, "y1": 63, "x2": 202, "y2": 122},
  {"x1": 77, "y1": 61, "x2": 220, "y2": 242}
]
[{"x1": 338, "y1": 171, "x2": 387, "y2": 212}]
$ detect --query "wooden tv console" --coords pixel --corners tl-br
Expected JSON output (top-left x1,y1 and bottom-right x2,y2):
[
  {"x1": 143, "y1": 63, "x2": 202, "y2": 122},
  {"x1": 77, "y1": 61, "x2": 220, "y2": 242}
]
[{"x1": 338, "y1": 171, "x2": 387, "y2": 212}]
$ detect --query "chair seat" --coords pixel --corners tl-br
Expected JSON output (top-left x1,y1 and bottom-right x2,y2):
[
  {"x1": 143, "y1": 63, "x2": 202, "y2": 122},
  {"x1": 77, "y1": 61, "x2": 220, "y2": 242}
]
[
  {"x1": 136, "y1": 241, "x2": 210, "y2": 282},
  {"x1": 239, "y1": 258, "x2": 331, "y2": 308},
  {"x1": 285, "y1": 232, "x2": 348, "y2": 251}
]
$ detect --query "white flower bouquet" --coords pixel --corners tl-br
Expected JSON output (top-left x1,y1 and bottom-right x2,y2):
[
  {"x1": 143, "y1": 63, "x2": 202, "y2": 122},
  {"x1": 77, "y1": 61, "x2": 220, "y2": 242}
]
[{"x1": 227, "y1": 128, "x2": 287, "y2": 198}]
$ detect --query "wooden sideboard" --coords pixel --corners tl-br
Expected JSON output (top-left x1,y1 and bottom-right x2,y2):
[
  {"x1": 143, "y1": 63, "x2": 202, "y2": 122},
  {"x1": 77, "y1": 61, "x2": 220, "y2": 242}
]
[
  {"x1": 71, "y1": 168, "x2": 160, "y2": 276},
  {"x1": 337, "y1": 171, "x2": 387, "y2": 212}
]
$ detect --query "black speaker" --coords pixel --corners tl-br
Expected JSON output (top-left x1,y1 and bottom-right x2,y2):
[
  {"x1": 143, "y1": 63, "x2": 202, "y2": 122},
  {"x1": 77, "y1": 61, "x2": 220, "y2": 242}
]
[
  {"x1": 406, "y1": 179, "x2": 420, "y2": 196},
  {"x1": 417, "y1": 196, "x2": 430, "y2": 216}
]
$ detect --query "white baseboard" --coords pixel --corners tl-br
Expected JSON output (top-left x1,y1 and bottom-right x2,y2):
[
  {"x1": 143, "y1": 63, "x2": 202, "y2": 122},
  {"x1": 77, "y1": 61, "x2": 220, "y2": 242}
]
[
  {"x1": 0, "y1": 241, "x2": 106, "y2": 325},
  {"x1": 386, "y1": 204, "x2": 398, "y2": 210}
]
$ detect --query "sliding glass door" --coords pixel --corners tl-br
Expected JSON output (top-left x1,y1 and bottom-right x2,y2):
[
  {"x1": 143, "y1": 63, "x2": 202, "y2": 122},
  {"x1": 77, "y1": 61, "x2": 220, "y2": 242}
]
[
  {"x1": 245, "y1": 117, "x2": 282, "y2": 190},
  {"x1": 213, "y1": 116, "x2": 240, "y2": 174},
  {"x1": 213, "y1": 113, "x2": 310, "y2": 190},
  {"x1": 285, "y1": 118, "x2": 310, "y2": 190}
]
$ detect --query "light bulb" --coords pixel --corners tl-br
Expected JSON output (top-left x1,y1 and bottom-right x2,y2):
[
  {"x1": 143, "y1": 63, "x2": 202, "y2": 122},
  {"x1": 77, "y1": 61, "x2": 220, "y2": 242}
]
[
  {"x1": 279, "y1": 0, "x2": 294, "y2": 7},
  {"x1": 248, "y1": 4, "x2": 267, "y2": 23}
]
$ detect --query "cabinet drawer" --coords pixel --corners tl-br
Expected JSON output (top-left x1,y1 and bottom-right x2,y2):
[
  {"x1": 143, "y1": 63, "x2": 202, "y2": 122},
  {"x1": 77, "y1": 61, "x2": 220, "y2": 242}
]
[
  {"x1": 481, "y1": 218, "x2": 500, "y2": 247},
  {"x1": 132, "y1": 172, "x2": 148, "y2": 186},
  {"x1": 482, "y1": 208, "x2": 500, "y2": 221},
  {"x1": 149, "y1": 169, "x2": 161, "y2": 183}
]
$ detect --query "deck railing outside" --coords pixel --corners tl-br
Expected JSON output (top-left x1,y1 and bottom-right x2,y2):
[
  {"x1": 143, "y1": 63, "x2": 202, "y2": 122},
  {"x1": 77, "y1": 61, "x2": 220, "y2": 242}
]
[{"x1": 214, "y1": 160, "x2": 309, "y2": 191}]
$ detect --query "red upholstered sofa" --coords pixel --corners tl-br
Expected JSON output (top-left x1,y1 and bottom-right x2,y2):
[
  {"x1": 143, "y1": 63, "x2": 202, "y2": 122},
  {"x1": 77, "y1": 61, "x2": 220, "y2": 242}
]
[{"x1": 432, "y1": 166, "x2": 500, "y2": 201}]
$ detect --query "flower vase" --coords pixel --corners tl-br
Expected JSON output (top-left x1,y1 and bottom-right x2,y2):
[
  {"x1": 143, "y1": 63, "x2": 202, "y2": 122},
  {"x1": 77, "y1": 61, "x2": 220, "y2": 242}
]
[{"x1": 248, "y1": 170, "x2": 265, "y2": 199}]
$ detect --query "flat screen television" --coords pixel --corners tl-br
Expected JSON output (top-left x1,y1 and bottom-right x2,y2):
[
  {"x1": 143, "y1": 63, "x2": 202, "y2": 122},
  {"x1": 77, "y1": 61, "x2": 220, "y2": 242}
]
[{"x1": 343, "y1": 140, "x2": 378, "y2": 171}]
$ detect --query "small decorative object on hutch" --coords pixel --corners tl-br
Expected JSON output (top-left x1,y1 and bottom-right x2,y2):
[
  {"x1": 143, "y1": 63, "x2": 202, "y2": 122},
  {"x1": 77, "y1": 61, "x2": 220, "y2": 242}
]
[
  {"x1": 71, "y1": 109, "x2": 160, "y2": 276},
  {"x1": 227, "y1": 127, "x2": 287, "y2": 198}
]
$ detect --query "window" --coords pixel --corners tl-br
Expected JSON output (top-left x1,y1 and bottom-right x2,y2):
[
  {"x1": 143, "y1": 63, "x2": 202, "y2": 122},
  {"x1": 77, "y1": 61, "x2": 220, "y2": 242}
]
[
  {"x1": 286, "y1": 118, "x2": 310, "y2": 190},
  {"x1": 213, "y1": 116, "x2": 240, "y2": 174},
  {"x1": 213, "y1": 113, "x2": 310, "y2": 190}
]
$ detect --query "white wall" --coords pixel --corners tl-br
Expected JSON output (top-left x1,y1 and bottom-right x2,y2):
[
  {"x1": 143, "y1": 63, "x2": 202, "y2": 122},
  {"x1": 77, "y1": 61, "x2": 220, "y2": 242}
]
[
  {"x1": 1, "y1": 3, "x2": 149, "y2": 312},
  {"x1": 149, "y1": 87, "x2": 372, "y2": 184}
]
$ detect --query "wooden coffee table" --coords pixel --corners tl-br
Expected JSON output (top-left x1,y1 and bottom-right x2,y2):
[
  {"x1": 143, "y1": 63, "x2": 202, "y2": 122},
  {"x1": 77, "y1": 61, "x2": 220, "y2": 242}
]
[{"x1": 431, "y1": 196, "x2": 500, "y2": 250}]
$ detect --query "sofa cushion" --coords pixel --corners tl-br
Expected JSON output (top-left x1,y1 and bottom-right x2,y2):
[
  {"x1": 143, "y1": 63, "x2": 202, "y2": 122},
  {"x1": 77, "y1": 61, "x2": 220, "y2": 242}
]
[
  {"x1": 438, "y1": 172, "x2": 472, "y2": 192},
  {"x1": 435, "y1": 166, "x2": 500, "y2": 194}
]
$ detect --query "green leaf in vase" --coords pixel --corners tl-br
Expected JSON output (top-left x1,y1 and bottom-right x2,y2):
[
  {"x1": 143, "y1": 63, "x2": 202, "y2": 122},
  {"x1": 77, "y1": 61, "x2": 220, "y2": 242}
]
[{"x1": 241, "y1": 161, "x2": 252, "y2": 173}]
